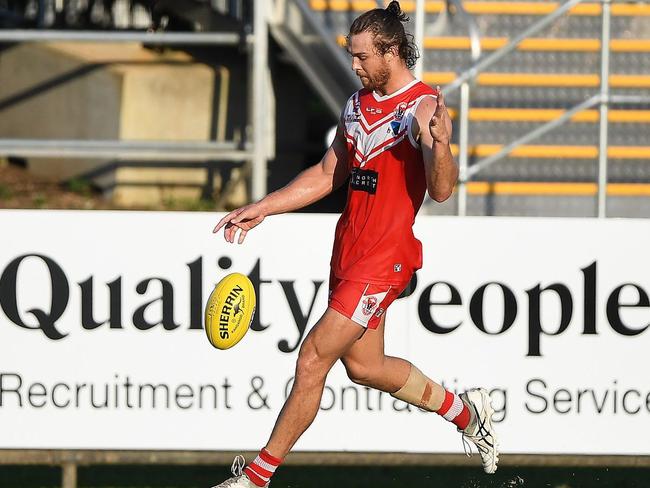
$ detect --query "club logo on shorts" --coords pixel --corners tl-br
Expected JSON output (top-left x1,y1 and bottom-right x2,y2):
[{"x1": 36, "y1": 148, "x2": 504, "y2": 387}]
[{"x1": 361, "y1": 296, "x2": 378, "y2": 316}]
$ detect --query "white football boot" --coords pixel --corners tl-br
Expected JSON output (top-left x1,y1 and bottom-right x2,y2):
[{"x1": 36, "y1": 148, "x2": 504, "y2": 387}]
[
  {"x1": 211, "y1": 456, "x2": 267, "y2": 488},
  {"x1": 459, "y1": 388, "x2": 500, "y2": 474}
]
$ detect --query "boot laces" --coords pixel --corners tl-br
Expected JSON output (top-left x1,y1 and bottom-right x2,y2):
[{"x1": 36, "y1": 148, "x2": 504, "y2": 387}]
[{"x1": 231, "y1": 455, "x2": 245, "y2": 477}]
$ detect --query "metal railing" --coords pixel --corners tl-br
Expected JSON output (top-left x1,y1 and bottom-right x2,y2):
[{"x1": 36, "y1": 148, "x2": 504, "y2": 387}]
[
  {"x1": 270, "y1": 0, "x2": 359, "y2": 118},
  {"x1": 0, "y1": 0, "x2": 272, "y2": 201},
  {"x1": 444, "y1": 0, "x2": 482, "y2": 217},
  {"x1": 0, "y1": 30, "x2": 242, "y2": 43},
  {"x1": 430, "y1": 0, "x2": 650, "y2": 218},
  {"x1": 0, "y1": 140, "x2": 248, "y2": 160}
]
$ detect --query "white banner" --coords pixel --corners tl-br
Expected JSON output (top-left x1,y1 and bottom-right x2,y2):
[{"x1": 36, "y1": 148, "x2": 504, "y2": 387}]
[{"x1": 0, "y1": 210, "x2": 649, "y2": 455}]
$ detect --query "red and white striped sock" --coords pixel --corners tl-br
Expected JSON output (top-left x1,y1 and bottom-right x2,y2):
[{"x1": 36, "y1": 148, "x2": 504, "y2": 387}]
[
  {"x1": 436, "y1": 390, "x2": 471, "y2": 430},
  {"x1": 243, "y1": 448, "x2": 282, "y2": 487}
]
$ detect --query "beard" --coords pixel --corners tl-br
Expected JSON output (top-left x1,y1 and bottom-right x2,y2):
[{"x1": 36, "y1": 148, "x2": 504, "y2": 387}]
[{"x1": 359, "y1": 63, "x2": 390, "y2": 92}]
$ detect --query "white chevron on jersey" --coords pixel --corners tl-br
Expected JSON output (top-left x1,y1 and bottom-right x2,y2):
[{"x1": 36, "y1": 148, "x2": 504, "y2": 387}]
[{"x1": 342, "y1": 91, "x2": 438, "y2": 167}]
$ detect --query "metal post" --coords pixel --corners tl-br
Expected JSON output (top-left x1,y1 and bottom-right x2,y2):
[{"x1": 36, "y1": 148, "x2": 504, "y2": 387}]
[
  {"x1": 457, "y1": 82, "x2": 470, "y2": 216},
  {"x1": 252, "y1": 0, "x2": 269, "y2": 201},
  {"x1": 597, "y1": 0, "x2": 612, "y2": 218},
  {"x1": 414, "y1": 0, "x2": 425, "y2": 81},
  {"x1": 215, "y1": 66, "x2": 231, "y2": 142},
  {"x1": 62, "y1": 463, "x2": 77, "y2": 488}
]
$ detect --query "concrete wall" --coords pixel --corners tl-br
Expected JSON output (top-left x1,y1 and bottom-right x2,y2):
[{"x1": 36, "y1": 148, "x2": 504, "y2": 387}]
[{"x1": 0, "y1": 42, "x2": 215, "y2": 206}]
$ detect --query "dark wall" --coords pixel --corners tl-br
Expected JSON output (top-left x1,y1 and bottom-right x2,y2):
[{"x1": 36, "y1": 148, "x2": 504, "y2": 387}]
[{"x1": 268, "y1": 40, "x2": 347, "y2": 214}]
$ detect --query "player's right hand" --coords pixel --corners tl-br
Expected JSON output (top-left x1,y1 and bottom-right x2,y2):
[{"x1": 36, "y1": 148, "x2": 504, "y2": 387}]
[
  {"x1": 429, "y1": 86, "x2": 450, "y2": 146},
  {"x1": 213, "y1": 203, "x2": 266, "y2": 244}
]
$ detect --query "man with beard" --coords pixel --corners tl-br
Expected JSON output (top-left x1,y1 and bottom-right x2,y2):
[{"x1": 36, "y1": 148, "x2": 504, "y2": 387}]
[{"x1": 211, "y1": 2, "x2": 499, "y2": 486}]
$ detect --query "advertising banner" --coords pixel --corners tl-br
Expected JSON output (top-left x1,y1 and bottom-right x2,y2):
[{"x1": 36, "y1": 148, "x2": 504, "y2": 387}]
[{"x1": 0, "y1": 210, "x2": 648, "y2": 455}]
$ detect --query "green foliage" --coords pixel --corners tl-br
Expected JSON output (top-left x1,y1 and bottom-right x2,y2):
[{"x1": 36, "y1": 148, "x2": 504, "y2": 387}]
[{"x1": 67, "y1": 178, "x2": 93, "y2": 197}]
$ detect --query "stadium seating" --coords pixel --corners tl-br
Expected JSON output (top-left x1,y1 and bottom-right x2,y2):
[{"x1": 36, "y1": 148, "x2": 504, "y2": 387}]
[{"x1": 310, "y1": 0, "x2": 650, "y2": 217}]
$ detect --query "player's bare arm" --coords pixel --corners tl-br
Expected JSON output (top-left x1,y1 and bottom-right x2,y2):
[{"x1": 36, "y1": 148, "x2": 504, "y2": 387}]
[
  {"x1": 213, "y1": 124, "x2": 349, "y2": 243},
  {"x1": 414, "y1": 89, "x2": 459, "y2": 202}
]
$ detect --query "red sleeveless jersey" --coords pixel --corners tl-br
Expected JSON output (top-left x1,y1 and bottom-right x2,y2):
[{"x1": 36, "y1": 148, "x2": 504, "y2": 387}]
[{"x1": 331, "y1": 80, "x2": 439, "y2": 285}]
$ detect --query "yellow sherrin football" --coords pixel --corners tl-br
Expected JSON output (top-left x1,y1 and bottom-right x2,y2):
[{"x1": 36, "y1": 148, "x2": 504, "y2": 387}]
[{"x1": 204, "y1": 272, "x2": 256, "y2": 350}]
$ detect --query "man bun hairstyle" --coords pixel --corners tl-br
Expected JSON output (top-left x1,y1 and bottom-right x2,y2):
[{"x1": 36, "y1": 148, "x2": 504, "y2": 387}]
[
  {"x1": 347, "y1": 1, "x2": 419, "y2": 70},
  {"x1": 385, "y1": 0, "x2": 409, "y2": 21}
]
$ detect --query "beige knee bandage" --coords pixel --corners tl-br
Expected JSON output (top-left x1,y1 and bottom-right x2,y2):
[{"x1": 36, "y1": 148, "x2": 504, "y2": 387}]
[{"x1": 391, "y1": 365, "x2": 444, "y2": 412}]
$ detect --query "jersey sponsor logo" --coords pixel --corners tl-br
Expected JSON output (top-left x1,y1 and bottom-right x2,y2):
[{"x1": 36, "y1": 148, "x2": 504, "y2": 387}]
[
  {"x1": 350, "y1": 167, "x2": 378, "y2": 194},
  {"x1": 348, "y1": 98, "x2": 416, "y2": 136},
  {"x1": 361, "y1": 295, "x2": 378, "y2": 316}
]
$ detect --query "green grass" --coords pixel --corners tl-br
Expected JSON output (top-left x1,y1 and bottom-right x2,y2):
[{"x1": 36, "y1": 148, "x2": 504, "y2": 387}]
[
  {"x1": 1, "y1": 465, "x2": 649, "y2": 488},
  {"x1": 0, "y1": 183, "x2": 13, "y2": 200},
  {"x1": 161, "y1": 197, "x2": 216, "y2": 211},
  {"x1": 32, "y1": 193, "x2": 47, "y2": 208}
]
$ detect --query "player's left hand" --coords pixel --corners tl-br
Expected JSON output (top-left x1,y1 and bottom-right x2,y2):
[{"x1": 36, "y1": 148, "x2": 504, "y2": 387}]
[
  {"x1": 213, "y1": 203, "x2": 266, "y2": 244},
  {"x1": 429, "y1": 86, "x2": 450, "y2": 146}
]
